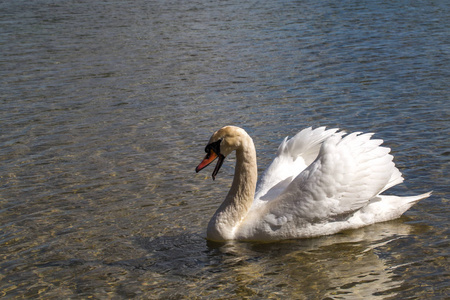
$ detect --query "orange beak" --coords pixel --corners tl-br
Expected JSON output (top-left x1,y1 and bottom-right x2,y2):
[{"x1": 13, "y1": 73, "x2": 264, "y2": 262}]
[{"x1": 196, "y1": 150, "x2": 225, "y2": 180}]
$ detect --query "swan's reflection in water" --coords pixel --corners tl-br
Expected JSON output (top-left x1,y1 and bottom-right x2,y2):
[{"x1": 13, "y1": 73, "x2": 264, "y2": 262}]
[{"x1": 141, "y1": 219, "x2": 417, "y2": 299}]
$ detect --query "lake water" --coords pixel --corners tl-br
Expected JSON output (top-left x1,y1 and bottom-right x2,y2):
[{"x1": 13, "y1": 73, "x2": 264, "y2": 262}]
[{"x1": 0, "y1": 0, "x2": 449, "y2": 298}]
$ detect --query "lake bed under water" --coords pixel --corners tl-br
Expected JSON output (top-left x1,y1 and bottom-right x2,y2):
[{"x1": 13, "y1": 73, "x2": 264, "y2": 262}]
[{"x1": 0, "y1": 0, "x2": 449, "y2": 298}]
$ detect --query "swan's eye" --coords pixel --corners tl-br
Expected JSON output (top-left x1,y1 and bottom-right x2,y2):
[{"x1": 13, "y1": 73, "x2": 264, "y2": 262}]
[{"x1": 205, "y1": 139, "x2": 222, "y2": 155}]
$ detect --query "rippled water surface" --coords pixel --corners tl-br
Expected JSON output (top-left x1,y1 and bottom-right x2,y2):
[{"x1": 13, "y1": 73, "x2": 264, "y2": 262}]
[{"x1": 1, "y1": 0, "x2": 449, "y2": 298}]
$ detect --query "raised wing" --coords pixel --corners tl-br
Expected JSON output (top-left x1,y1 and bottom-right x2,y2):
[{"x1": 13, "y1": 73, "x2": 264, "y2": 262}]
[
  {"x1": 254, "y1": 127, "x2": 339, "y2": 205},
  {"x1": 265, "y1": 131, "x2": 404, "y2": 224}
]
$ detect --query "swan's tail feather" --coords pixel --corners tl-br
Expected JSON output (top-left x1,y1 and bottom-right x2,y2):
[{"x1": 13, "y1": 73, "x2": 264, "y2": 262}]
[
  {"x1": 399, "y1": 191, "x2": 432, "y2": 206},
  {"x1": 395, "y1": 191, "x2": 432, "y2": 218},
  {"x1": 358, "y1": 192, "x2": 431, "y2": 224},
  {"x1": 382, "y1": 191, "x2": 431, "y2": 214}
]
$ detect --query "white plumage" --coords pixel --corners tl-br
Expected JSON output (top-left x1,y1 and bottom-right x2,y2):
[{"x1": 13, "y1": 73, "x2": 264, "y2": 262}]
[{"x1": 196, "y1": 126, "x2": 431, "y2": 242}]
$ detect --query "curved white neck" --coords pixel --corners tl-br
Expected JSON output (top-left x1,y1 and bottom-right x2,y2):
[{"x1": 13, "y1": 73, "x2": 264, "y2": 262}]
[{"x1": 207, "y1": 135, "x2": 257, "y2": 241}]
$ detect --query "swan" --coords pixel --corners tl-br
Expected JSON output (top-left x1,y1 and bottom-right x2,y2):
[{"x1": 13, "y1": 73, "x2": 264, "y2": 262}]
[{"x1": 195, "y1": 126, "x2": 431, "y2": 242}]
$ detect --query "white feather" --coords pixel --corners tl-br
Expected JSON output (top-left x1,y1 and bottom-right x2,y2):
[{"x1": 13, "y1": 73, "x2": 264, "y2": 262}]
[{"x1": 198, "y1": 126, "x2": 431, "y2": 242}]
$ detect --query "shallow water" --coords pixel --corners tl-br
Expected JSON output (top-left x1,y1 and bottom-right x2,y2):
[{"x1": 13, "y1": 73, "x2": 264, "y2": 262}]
[{"x1": 0, "y1": 0, "x2": 449, "y2": 298}]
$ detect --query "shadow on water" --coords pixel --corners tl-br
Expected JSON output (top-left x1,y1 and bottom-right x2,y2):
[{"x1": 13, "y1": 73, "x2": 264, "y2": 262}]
[
  {"x1": 107, "y1": 218, "x2": 429, "y2": 299},
  {"x1": 29, "y1": 217, "x2": 436, "y2": 298}
]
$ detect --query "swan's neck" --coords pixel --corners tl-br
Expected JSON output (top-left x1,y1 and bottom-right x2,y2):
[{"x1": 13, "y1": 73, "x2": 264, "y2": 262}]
[{"x1": 207, "y1": 136, "x2": 257, "y2": 241}]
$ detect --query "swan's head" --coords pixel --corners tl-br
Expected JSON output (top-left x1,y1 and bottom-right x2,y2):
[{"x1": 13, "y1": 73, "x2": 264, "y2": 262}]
[{"x1": 195, "y1": 126, "x2": 247, "y2": 180}]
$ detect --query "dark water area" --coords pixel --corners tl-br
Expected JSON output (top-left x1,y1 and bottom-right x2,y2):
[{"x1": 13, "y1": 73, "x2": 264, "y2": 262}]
[{"x1": 0, "y1": 0, "x2": 448, "y2": 298}]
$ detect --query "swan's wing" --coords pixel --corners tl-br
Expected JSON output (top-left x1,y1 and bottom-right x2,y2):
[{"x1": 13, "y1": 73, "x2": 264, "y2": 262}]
[
  {"x1": 265, "y1": 131, "x2": 404, "y2": 223},
  {"x1": 254, "y1": 127, "x2": 340, "y2": 205}
]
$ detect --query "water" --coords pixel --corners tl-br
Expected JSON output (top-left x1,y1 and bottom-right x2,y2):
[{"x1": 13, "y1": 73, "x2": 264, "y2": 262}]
[{"x1": 0, "y1": 0, "x2": 448, "y2": 298}]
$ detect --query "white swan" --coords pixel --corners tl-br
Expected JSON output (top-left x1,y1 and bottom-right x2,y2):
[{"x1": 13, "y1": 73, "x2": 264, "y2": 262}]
[{"x1": 196, "y1": 126, "x2": 431, "y2": 242}]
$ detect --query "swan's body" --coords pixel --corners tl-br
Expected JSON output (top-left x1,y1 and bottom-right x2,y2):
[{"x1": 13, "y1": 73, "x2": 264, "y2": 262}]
[{"x1": 196, "y1": 126, "x2": 431, "y2": 242}]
